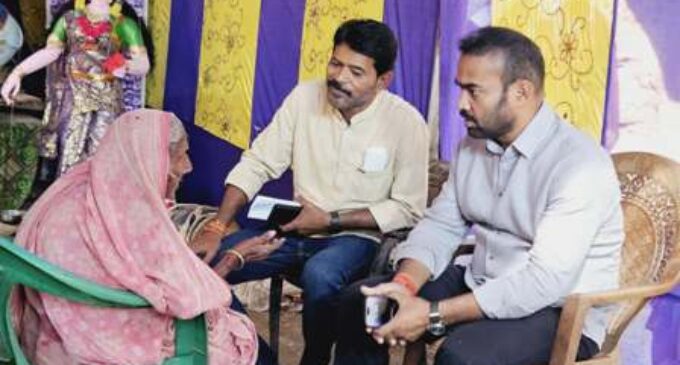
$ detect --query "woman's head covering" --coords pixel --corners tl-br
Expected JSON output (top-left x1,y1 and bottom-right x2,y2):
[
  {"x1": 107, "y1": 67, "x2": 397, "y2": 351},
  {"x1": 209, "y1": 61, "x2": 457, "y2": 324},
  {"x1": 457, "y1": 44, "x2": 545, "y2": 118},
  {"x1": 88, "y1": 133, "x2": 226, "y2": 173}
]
[
  {"x1": 19, "y1": 108, "x2": 233, "y2": 315},
  {"x1": 15, "y1": 109, "x2": 257, "y2": 365}
]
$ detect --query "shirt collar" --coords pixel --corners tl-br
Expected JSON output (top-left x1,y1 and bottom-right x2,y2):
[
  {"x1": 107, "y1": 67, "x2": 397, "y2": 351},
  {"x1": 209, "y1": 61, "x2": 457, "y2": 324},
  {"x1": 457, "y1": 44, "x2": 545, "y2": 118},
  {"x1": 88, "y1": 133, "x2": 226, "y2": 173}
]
[
  {"x1": 485, "y1": 102, "x2": 554, "y2": 159},
  {"x1": 349, "y1": 90, "x2": 385, "y2": 125},
  {"x1": 511, "y1": 102, "x2": 555, "y2": 159},
  {"x1": 325, "y1": 84, "x2": 386, "y2": 126}
]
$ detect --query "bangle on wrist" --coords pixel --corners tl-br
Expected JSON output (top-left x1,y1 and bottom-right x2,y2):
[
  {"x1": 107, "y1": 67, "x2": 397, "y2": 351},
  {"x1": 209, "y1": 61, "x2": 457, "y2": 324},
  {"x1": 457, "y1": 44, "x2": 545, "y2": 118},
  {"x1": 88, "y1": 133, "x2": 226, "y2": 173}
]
[
  {"x1": 328, "y1": 211, "x2": 342, "y2": 233},
  {"x1": 392, "y1": 272, "x2": 418, "y2": 296},
  {"x1": 225, "y1": 249, "x2": 245, "y2": 270}
]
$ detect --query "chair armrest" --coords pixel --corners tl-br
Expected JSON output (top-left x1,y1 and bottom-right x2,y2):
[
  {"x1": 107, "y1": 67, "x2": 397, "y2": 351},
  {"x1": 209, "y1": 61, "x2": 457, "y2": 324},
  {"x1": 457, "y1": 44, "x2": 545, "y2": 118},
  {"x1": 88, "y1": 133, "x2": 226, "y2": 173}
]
[
  {"x1": 384, "y1": 228, "x2": 411, "y2": 241},
  {"x1": 369, "y1": 232, "x2": 476, "y2": 277},
  {"x1": 0, "y1": 237, "x2": 148, "y2": 308},
  {"x1": 549, "y1": 280, "x2": 677, "y2": 365},
  {"x1": 454, "y1": 244, "x2": 474, "y2": 258},
  {"x1": 368, "y1": 229, "x2": 412, "y2": 276}
]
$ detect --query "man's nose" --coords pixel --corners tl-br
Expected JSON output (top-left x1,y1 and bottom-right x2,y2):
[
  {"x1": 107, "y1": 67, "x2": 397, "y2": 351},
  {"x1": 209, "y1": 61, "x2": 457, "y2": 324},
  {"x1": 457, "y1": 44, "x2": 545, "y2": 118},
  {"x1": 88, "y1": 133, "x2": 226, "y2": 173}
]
[
  {"x1": 336, "y1": 67, "x2": 352, "y2": 84},
  {"x1": 458, "y1": 93, "x2": 470, "y2": 113}
]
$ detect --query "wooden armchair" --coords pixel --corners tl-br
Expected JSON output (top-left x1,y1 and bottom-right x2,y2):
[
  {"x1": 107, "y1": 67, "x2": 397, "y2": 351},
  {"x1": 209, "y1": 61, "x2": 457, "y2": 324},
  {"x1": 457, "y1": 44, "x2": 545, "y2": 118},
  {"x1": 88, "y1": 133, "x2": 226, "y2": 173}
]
[{"x1": 549, "y1": 152, "x2": 680, "y2": 365}]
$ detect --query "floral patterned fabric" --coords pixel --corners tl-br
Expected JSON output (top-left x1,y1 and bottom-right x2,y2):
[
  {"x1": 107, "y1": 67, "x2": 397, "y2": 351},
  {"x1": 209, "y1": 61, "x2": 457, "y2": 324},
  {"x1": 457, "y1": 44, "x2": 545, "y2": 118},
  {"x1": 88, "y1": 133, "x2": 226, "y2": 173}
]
[
  {"x1": 48, "y1": 0, "x2": 145, "y2": 110},
  {"x1": 40, "y1": 9, "x2": 135, "y2": 175}
]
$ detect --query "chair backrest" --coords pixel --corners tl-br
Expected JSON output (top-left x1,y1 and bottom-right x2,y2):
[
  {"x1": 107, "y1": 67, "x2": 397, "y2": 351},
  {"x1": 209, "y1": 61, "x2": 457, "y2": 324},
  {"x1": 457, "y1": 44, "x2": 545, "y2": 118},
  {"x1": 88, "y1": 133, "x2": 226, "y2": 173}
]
[
  {"x1": 600, "y1": 152, "x2": 680, "y2": 353},
  {"x1": 0, "y1": 237, "x2": 207, "y2": 365}
]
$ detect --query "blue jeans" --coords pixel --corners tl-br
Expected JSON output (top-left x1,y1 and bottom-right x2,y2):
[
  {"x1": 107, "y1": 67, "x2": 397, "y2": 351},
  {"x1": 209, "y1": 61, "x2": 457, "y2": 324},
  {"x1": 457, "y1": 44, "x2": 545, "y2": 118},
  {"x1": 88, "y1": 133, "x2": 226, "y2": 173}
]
[{"x1": 214, "y1": 228, "x2": 378, "y2": 365}]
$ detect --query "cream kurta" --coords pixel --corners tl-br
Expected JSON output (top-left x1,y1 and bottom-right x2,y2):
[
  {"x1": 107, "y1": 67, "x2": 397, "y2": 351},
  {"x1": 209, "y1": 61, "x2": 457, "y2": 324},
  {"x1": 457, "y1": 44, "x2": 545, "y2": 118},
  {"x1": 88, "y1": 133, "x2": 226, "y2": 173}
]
[{"x1": 226, "y1": 80, "x2": 430, "y2": 238}]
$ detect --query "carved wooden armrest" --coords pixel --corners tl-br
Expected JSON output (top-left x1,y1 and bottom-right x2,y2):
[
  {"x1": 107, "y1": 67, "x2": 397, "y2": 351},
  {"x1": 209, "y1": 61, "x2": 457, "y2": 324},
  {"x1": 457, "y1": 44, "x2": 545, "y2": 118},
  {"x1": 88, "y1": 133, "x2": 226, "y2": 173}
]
[{"x1": 550, "y1": 278, "x2": 679, "y2": 365}]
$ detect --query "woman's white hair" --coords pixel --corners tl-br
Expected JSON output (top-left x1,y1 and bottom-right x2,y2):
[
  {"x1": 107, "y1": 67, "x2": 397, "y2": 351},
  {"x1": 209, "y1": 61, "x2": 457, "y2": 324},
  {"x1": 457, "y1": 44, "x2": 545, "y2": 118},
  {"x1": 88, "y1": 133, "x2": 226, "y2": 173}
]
[{"x1": 168, "y1": 113, "x2": 187, "y2": 154}]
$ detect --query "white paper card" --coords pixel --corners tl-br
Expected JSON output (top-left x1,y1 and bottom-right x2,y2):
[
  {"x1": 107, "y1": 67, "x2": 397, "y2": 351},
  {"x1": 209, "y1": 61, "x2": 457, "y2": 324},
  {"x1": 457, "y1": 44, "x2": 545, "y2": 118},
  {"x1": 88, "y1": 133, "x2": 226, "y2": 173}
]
[
  {"x1": 362, "y1": 147, "x2": 389, "y2": 172},
  {"x1": 247, "y1": 195, "x2": 301, "y2": 221}
]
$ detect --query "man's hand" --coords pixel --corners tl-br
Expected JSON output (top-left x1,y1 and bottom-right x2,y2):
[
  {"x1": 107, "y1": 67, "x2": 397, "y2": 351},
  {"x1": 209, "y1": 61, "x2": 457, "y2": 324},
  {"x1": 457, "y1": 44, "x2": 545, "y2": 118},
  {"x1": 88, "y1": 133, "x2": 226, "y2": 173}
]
[
  {"x1": 189, "y1": 230, "x2": 223, "y2": 264},
  {"x1": 361, "y1": 283, "x2": 430, "y2": 346},
  {"x1": 280, "y1": 196, "x2": 330, "y2": 236},
  {"x1": 213, "y1": 230, "x2": 285, "y2": 277}
]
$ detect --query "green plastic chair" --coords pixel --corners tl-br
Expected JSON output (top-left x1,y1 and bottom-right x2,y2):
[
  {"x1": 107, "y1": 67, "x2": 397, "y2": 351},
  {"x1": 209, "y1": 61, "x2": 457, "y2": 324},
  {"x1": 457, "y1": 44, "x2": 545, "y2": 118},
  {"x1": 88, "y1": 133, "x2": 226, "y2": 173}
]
[{"x1": 0, "y1": 236, "x2": 207, "y2": 365}]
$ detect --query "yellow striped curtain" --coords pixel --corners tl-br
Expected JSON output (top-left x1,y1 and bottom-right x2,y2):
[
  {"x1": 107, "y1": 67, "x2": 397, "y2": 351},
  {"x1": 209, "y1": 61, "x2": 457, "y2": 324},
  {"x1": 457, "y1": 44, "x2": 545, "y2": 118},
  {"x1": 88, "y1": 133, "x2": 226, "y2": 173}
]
[
  {"x1": 148, "y1": 0, "x2": 385, "y2": 150},
  {"x1": 492, "y1": 0, "x2": 615, "y2": 140}
]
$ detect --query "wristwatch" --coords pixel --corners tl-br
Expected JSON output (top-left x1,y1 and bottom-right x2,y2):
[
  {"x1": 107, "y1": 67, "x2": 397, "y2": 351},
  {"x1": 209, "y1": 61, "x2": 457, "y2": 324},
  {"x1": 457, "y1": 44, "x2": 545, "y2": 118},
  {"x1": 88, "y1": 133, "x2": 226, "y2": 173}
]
[
  {"x1": 427, "y1": 301, "x2": 446, "y2": 336},
  {"x1": 328, "y1": 211, "x2": 342, "y2": 233}
]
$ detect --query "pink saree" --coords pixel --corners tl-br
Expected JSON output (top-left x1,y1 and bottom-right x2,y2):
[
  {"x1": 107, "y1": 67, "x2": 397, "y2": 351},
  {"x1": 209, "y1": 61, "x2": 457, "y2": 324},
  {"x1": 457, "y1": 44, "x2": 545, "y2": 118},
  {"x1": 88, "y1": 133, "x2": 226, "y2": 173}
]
[{"x1": 13, "y1": 109, "x2": 257, "y2": 365}]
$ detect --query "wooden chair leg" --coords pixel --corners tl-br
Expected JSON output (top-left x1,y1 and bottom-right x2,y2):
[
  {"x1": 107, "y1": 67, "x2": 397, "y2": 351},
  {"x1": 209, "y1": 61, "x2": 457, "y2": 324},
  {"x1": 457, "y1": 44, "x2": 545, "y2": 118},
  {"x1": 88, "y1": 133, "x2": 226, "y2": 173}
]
[{"x1": 269, "y1": 276, "x2": 283, "y2": 364}]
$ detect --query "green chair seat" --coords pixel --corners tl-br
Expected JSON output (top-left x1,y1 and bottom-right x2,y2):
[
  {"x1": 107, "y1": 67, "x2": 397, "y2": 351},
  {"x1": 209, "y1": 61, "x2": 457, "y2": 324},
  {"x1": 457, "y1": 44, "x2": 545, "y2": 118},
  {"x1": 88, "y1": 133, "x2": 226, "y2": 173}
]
[{"x1": 0, "y1": 237, "x2": 207, "y2": 365}]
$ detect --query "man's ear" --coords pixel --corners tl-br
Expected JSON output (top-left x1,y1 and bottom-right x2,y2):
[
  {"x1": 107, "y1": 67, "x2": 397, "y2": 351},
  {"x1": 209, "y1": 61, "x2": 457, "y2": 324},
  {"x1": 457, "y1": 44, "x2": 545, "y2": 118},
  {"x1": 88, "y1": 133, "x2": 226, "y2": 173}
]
[
  {"x1": 377, "y1": 70, "x2": 394, "y2": 90},
  {"x1": 511, "y1": 79, "x2": 536, "y2": 103}
]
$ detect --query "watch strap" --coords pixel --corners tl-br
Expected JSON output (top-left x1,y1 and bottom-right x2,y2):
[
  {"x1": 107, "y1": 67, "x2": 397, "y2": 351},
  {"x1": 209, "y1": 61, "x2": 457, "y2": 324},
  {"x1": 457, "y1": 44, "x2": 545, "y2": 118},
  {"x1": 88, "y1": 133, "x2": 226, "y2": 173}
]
[
  {"x1": 429, "y1": 300, "x2": 441, "y2": 322},
  {"x1": 329, "y1": 211, "x2": 342, "y2": 233}
]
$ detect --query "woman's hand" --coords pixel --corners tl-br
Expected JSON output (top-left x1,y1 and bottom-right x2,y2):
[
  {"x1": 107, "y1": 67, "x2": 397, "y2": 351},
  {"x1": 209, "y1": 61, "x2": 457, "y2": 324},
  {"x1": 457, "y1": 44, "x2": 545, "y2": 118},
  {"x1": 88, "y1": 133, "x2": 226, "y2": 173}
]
[
  {"x1": 213, "y1": 231, "x2": 285, "y2": 277},
  {"x1": 235, "y1": 230, "x2": 285, "y2": 262},
  {"x1": 1, "y1": 72, "x2": 22, "y2": 105},
  {"x1": 189, "y1": 230, "x2": 223, "y2": 263}
]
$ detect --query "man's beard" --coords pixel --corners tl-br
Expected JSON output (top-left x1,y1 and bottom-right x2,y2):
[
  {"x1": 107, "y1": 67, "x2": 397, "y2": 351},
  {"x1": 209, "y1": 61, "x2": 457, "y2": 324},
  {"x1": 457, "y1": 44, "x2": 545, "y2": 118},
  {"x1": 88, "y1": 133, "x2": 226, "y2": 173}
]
[{"x1": 460, "y1": 95, "x2": 514, "y2": 141}]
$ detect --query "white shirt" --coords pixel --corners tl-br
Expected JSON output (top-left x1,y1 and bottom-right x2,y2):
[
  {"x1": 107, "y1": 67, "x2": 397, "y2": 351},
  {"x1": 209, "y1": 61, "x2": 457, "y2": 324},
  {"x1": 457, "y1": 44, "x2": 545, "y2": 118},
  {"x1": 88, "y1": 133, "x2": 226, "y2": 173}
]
[{"x1": 394, "y1": 103, "x2": 624, "y2": 345}]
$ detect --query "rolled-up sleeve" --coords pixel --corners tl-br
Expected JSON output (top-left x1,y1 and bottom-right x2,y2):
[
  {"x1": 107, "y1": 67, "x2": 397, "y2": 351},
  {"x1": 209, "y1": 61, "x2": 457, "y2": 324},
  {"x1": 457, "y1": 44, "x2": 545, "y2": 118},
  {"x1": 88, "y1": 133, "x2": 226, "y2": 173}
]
[
  {"x1": 473, "y1": 160, "x2": 620, "y2": 318},
  {"x1": 225, "y1": 92, "x2": 297, "y2": 200},
  {"x1": 369, "y1": 117, "x2": 430, "y2": 233},
  {"x1": 391, "y1": 155, "x2": 469, "y2": 278}
]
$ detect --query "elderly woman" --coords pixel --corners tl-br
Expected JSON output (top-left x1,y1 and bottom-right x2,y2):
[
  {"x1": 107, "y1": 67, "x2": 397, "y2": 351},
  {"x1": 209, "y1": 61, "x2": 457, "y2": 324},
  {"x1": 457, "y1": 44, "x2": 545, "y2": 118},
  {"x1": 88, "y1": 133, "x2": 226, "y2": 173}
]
[{"x1": 13, "y1": 109, "x2": 282, "y2": 365}]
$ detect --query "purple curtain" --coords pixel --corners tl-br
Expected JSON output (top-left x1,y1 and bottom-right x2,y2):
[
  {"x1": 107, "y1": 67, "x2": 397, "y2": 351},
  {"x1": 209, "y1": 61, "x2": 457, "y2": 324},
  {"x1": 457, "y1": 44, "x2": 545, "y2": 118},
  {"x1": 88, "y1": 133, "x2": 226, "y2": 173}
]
[
  {"x1": 383, "y1": 0, "x2": 439, "y2": 120},
  {"x1": 602, "y1": 0, "x2": 620, "y2": 150},
  {"x1": 630, "y1": 1, "x2": 680, "y2": 362},
  {"x1": 602, "y1": 44, "x2": 619, "y2": 150},
  {"x1": 438, "y1": 0, "x2": 485, "y2": 161}
]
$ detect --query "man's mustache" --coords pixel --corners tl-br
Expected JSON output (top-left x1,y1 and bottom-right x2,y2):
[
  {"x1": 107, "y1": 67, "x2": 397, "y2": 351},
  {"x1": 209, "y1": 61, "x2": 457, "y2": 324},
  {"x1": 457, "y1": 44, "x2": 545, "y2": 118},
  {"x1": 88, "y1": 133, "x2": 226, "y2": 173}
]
[
  {"x1": 459, "y1": 109, "x2": 476, "y2": 123},
  {"x1": 327, "y1": 79, "x2": 352, "y2": 97}
]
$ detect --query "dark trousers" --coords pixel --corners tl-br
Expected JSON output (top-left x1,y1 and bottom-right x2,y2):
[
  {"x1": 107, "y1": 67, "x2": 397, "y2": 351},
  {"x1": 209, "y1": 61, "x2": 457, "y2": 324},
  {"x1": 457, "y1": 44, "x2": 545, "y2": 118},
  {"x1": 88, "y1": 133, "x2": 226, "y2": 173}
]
[
  {"x1": 334, "y1": 265, "x2": 599, "y2": 365},
  {"x1": 216, "y1": 228, "x2": 378, "y2": 365}
]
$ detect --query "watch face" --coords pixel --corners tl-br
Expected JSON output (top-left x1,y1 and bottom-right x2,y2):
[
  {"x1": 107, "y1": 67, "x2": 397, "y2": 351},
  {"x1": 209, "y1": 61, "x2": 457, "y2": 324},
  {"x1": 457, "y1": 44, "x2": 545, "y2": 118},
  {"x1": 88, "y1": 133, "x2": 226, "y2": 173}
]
[{"x1": 428, "y1": 322, "x2": 446, "y2": 336}]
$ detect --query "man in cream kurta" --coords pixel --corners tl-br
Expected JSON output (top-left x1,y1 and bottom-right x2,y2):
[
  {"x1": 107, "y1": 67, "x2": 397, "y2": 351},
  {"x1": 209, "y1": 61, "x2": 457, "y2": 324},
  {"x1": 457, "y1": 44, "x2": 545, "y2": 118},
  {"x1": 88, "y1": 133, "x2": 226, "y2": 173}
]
[{"x1": 189, "y1": 19, "x2": 429, "y2": 365}]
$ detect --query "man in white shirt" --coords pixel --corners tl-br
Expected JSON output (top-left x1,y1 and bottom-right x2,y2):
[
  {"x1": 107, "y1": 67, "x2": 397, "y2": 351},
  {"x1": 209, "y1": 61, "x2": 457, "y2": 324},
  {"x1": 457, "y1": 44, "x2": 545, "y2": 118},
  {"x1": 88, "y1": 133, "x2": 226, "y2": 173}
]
[
  {"x1": 189, "y1": 19, "x2": 429, "y2": 365},
  {"x1": 334, "y1": 26, "x2": 624, "y2": 365}
]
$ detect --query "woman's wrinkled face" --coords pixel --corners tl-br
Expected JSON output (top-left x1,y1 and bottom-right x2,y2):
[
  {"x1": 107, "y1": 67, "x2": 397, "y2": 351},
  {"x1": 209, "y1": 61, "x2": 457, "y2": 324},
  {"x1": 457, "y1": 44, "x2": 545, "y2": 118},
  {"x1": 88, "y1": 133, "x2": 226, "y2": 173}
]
[{"x1": 166, "y1": 138, "x2": 192, "y2": 198}]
